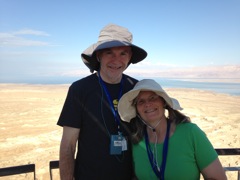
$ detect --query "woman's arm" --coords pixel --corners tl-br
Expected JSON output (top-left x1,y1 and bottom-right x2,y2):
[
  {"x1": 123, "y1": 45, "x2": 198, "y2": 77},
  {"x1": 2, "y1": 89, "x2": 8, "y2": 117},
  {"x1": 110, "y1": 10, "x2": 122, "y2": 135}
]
[{"x1": 201, "y1": 158, "x2": 227, "y2": 180}]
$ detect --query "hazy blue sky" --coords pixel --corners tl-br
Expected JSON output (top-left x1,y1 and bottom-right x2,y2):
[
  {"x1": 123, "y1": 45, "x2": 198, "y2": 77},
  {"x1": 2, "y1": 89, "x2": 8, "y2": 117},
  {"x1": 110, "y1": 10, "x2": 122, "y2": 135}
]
[{"x1": 0, "y1": 0, "x2": 239, "y2": 83}]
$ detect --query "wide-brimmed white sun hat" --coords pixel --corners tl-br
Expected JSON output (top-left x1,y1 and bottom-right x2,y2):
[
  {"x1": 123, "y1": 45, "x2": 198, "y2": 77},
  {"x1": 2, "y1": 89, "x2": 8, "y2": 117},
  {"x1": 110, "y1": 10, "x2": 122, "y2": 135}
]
[
  {"x1": 81, "y1": 23, "x2": 147, "y2": 73},
  {"x1": 118, "y1": 79, "x2": 183, "y2": 122}
]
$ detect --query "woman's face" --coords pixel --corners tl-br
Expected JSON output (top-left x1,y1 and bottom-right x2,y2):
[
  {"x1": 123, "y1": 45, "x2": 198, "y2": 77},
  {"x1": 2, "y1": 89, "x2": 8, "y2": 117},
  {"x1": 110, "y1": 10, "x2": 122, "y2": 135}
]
[{"x1": 135, "y1": 91, "x2": 165, "y2": 124}]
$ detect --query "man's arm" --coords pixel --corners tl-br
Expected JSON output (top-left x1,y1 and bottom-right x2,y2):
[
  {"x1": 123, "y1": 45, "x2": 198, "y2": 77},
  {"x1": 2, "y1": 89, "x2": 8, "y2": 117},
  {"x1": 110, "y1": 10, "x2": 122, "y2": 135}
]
[{"x1": 59, "y1": 126, "x2": 80, "y2": 180}]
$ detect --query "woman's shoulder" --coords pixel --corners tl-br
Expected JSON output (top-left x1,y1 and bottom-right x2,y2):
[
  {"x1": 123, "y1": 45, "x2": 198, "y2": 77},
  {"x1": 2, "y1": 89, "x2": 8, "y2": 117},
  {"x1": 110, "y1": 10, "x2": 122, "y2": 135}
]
[
  {"x1": 177, "y1": 122, "x2": 197, "y2": 127},
  {"x1": 176, "y1": 122, "x2": 203, "y2": 133},
  {"x1": 175, "y1": 122, "x2": 208, "y2": 143}
]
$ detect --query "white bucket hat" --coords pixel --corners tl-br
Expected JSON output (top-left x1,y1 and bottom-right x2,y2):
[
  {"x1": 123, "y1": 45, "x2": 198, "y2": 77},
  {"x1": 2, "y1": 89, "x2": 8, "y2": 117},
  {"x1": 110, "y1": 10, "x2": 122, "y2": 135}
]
[
  {"x1": 81, "y1": 24, "x2": 147, "y2": 72},
  {"x1": 118, "y1": 79, "x2": 183, "y2": 122}
]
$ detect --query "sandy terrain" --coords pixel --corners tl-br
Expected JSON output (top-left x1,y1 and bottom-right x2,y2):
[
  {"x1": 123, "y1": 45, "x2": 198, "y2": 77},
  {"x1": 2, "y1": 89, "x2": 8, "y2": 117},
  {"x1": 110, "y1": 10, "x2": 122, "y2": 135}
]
[{"x1": 0, "y1": 84, "x2": 239, "y2": 180}]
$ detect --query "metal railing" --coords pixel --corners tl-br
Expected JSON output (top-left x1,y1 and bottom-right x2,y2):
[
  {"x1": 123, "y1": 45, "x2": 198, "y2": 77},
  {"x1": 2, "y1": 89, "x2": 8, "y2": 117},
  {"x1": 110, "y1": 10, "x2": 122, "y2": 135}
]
[
  {"x1": 0, "y1": 148, "x2": 239, "y2": 180},
  {"x1": 215, "y1": 148, "x2": 240, "y2": 180},
  {"x1": 0, "y1": 164, "x2": 36, "y2": 179},
  {"x1": 49, "y1": 160, "x2": 59, "y2": 180}
]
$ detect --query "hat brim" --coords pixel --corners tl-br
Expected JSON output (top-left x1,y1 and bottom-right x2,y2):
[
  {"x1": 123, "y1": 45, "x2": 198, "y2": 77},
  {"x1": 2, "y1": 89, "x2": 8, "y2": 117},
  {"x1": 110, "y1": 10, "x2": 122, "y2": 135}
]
[
  {"x1": 118, "y1": 87, "x2": 183, "y2": 123},
  {"x1": 81, "y1": 40, "x2": 147, "y2": 72}
]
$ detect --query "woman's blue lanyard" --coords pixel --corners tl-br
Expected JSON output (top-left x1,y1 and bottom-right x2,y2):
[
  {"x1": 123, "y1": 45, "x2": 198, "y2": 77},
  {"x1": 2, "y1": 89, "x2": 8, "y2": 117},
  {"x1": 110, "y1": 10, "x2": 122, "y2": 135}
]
[
  {"x1": 97, "y1": 71, "x2": 124, "y2": 133},
  {"x1": 145, "y1": 120, "x2": 171, "y2": 180}
]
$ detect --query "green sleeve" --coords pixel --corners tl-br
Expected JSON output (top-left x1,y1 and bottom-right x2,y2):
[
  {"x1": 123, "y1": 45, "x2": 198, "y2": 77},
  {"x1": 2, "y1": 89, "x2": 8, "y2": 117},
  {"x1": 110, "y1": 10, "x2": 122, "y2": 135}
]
[{"x1": 191, "y1": 123, "x2": 218, "y2": 170}]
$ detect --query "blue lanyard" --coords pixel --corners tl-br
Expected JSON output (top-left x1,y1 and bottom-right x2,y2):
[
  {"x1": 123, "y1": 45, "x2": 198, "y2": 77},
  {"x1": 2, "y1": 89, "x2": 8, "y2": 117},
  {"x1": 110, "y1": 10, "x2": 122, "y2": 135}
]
[
  {"x1": 145, "y1": 121, "x2": 171, "y2": 180},
  {"x1": 97, "y1": 71, "x2": 124, "y2": 132}
]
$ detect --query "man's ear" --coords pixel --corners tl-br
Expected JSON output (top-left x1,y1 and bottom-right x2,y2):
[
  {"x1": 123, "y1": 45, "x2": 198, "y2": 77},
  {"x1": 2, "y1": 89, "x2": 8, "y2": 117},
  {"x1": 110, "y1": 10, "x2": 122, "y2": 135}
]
[{"x1": 96, "y1": 52, "x2": 101, "y2": 62}]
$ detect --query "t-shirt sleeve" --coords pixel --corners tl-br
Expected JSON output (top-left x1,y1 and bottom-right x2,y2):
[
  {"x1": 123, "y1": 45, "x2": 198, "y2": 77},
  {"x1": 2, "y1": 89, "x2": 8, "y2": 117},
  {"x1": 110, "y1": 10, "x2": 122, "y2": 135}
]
[
  {"x1": 57, "y1": 83, "x2": 83, "y2": 128},
  {"x1": 191, "y1": 123, "x2": 218, "y2": 170}
]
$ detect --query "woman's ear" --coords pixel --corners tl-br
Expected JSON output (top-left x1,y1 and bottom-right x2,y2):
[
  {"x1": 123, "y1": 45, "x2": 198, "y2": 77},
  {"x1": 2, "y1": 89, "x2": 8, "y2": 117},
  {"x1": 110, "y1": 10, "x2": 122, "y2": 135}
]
[{"x1": 161, "y1": 97, "x2": 167, "y2": 108}]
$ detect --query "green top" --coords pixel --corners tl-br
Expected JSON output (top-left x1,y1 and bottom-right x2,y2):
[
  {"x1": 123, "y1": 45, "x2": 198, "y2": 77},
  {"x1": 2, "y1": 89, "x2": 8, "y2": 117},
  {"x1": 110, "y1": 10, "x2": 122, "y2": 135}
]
[{"x1": 132, "y1": 123, "x2": 218, "y2": 180}]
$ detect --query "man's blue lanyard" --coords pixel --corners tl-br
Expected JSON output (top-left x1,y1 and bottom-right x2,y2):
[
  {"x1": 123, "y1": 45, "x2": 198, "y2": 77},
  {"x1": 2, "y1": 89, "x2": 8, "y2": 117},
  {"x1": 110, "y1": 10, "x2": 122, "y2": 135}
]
[
  {"x1": 97, "y1": 71, "x2": 124, "y2": 133},
  {"x1": 145, "y1": 121, "x2": 171, "y2": 180}
]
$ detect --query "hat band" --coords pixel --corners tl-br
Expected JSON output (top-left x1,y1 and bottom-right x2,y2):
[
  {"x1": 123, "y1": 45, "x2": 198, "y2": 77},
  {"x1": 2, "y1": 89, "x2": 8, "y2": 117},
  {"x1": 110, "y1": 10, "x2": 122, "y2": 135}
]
[{"x1": 98, "y1": 33, "x2": 132, "y2": 43}]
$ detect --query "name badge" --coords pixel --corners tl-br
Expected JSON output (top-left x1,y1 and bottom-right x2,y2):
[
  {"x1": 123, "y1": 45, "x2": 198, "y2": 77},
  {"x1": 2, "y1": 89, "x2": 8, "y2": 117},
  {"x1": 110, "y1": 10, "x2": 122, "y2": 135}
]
[{"x1": 110, "y1": 135, "x2": 123, "y2": 155}]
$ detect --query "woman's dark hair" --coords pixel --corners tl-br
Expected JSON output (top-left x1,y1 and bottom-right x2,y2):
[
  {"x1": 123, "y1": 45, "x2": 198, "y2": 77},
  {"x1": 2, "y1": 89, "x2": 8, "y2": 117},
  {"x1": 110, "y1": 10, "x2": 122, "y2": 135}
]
[{"x1": 130, "y1": 104, "x2": 191, "y2": 144}]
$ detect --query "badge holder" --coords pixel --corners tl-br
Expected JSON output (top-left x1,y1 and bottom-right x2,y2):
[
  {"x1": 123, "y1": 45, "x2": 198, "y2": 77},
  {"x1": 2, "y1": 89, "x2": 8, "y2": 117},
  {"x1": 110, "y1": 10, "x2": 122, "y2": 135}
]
[
  {"x1": 110, "y1": 134, "x2": 123, "y2": 155},
  {"x1": 110, "y1": 130, "x2": 128, "y2": 155}
]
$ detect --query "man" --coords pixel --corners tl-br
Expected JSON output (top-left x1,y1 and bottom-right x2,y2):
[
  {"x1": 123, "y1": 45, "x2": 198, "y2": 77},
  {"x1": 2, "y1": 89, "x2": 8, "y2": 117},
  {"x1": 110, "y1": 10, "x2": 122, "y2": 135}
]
[{"x1": 57, "y1": 24, "x2": 147, "y2": 179}]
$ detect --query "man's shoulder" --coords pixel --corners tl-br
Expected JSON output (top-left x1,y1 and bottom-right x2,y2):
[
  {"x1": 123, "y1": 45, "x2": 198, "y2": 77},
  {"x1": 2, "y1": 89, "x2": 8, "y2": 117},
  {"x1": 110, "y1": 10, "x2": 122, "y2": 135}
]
[
  {"x1": 67, "y1": 74, "x2": 98, "y2": 94},
  {"x1": 71, "y1": 73, "x2": 97, "y2": 86},
  {"x1": 123, "y1": 74, "x2": 138, "y2": 85}
]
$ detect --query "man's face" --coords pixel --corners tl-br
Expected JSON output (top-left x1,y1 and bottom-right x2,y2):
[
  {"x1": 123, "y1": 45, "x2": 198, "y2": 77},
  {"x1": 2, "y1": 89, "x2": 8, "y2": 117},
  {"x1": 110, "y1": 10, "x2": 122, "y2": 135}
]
[{"x1": 97, "y1": 46, "x2": 132, "y2": 83}]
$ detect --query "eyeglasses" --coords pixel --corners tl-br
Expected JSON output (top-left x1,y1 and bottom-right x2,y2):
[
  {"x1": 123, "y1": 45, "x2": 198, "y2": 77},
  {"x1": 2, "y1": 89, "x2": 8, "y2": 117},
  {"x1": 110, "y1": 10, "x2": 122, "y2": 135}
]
[{"x1": 134, "y1": 94, "x2": 160, "y2": 106}]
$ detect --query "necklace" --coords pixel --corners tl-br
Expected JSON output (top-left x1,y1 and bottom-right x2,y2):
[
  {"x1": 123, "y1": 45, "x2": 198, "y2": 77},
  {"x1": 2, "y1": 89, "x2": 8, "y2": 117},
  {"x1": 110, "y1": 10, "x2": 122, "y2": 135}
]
[{"x1": 139, "y1": 114, "x2": 164, "y2": 132}]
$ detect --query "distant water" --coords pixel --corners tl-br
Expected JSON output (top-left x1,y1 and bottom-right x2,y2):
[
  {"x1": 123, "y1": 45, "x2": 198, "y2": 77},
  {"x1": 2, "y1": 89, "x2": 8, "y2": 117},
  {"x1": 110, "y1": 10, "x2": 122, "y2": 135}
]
[
  {"x1": 153, "y1": 78, "x2": 240, "y2": 96},
  {"x1": 0, "y1": 76, "x2": 240, "y2": 96}
]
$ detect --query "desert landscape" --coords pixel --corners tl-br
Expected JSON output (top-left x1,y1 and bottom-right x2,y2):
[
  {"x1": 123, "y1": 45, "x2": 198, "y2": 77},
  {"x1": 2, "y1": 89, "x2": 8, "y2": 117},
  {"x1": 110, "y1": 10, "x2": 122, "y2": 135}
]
[{"x1": 0, "y1": 83, "x2": 239, "y2": 180}]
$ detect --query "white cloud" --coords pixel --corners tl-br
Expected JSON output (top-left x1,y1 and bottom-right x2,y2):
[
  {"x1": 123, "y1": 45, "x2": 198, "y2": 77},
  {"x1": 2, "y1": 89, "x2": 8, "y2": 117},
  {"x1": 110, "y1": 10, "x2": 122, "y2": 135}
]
[
  {"x1": 0, "y1": 29, "x2": 51, "y2": 47},
  {"x1": 12, "y1": 29, "x2": 50, "y2": 36}
]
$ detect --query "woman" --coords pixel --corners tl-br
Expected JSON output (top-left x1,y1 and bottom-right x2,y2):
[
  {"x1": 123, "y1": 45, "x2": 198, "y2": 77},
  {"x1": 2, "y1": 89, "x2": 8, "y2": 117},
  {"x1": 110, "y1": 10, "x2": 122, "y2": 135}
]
[{"x1": 118, "y1": 79, "x2": 227, "y2": 180}]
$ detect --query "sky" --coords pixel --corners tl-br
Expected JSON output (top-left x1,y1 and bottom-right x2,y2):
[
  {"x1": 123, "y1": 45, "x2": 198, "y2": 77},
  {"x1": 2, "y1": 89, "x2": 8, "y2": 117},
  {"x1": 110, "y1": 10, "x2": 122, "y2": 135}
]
[{"x1": 0, "y1": 0, "x2": 240, "y2": 83}]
